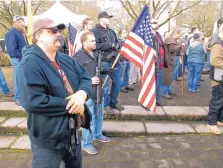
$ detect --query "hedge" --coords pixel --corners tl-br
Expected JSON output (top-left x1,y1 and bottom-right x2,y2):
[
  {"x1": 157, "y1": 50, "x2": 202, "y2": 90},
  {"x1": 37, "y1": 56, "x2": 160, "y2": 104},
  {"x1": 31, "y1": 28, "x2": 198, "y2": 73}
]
[{"x1": 0, "y1": 52, "x2": 11, "y2": 66}]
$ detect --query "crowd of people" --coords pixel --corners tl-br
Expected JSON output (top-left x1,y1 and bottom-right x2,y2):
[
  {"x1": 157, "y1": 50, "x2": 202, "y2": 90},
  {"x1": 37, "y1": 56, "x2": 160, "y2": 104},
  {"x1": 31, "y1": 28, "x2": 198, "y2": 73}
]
[{"x1": 0, "y1": 9, "x2": 223, "y2": 167}]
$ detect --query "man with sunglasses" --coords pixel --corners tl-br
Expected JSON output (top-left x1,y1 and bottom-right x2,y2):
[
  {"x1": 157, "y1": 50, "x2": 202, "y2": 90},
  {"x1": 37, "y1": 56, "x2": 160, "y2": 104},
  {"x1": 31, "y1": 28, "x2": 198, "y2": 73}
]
[
  {"x1": 5, "y1": 16, "x2": 27, "y2": 106},
  {"x1": 150, "y1": 18, "x2": 168, "y2": 106},
  {"x1": 17, "y1": 18, "x2": 92, "y2": 168}
]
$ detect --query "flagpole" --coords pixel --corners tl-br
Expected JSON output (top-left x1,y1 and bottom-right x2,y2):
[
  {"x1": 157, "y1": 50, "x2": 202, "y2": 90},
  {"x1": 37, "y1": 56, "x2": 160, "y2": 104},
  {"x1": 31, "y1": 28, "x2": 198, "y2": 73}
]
[
  {"x1": 27, "y1": 0, "x2": 32, "y2": 45},
  {"x1": 102, "y1": 53, "x2": 120, "y2": 88},
  {"x1": 181, "y1": 50, "x2": 184, "y2": 97}
]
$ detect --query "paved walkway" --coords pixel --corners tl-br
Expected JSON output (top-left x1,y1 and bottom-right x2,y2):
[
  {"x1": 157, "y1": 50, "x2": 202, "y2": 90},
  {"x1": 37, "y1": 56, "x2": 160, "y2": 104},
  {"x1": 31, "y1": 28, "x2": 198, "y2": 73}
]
[
  {"x1": 1, "y1": 135, "x2": 223, "y2": 168},
  {"x1": 0, "y1": 67, "x2": 211, "y2": 106}
]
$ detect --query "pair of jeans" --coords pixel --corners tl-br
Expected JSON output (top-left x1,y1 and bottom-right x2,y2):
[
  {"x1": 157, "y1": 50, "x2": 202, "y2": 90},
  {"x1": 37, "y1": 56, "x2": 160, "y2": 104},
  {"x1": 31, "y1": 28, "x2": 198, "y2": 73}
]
[
  {"x1": 156, "y1": 70, "x2": 163, "y2": 102},
  {"x1": 0, "y1": 67, "x2": 9, "y2": 95},
  {"x1": 206, "y1": 53, "x2": 211, "y2": 71},
  {"x1": 120, "y1": 61, "x2": 130, "y2": 87},
  {"x1": 31, "y1": 142, "x2": 82, "y2": 168},
  {"x1": 172, "y1": 56, "x2": 180, "y2": 81},
  {"x1": 101, "y1": 62, "x2": 121, "y2": 107},
  {"x1": 10, "y1": 58, "x2": 20, "y2": 101},
  {"x1": 82, "y1": 98, "x2": 104, "y2": 148},
  {"x1": 129, "y1": 62, "x2": 139, "y2": 85},
  {"x1": 187, "y1": 63, "x2": 203, "y2": 91},
  {"x1": 162, "y1": 85, "x2": 173, "y2": 96},
  {"x1": 208, "y1": 85, "x2": 223, "y2": 125}
]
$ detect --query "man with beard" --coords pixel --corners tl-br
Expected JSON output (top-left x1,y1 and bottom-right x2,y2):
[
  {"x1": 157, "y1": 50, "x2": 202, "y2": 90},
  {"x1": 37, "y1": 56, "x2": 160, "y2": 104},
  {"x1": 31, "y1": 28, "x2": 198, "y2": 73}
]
[
  {"x1": 150, "y1": 18, "x2": 168, "y2": 105},
  {"x1": 75, "y1": 32, "x2": 110, "y2": 155},
  {"x1": 17, "y1": 18, "x2": 92, "y2": 168},
  {"x1": 5, "y1": 16, "x2": 27, "y2": 106}
]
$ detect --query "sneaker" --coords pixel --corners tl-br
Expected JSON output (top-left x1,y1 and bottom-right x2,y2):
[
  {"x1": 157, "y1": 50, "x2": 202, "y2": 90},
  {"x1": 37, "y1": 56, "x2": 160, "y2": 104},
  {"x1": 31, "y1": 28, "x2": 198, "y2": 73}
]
[
  {"x1": 110, "y1": 103, "x2": 124, "y2": 111},
  {"x1": 169, "y1": 92, "x2": 176, "y2": 96},
  {"x1": 188, "y1": 89, "x2": 192, "y2": 92},
  {"x1": 126, "y1": 85, "x2": 134, "y2": 91},
  {"x1": 217, "y1": 121, "x2": 223, "y2": 127},
  {"x1": 161, "y1": 94, "x2": 172, "y2": 99},
  {"x1": 120, "y1": 87, "x2": 128, "y2": 93},
  {"x1": 104, "y1": 106, "x2": 114, "y2": 113},
  {"x1": 5, "y1": 92, "x2": 13, "y2": 97},
  {"x1": 93, "y1": 135, "x2": 110, "y2": 143},
  {"x1": 207, "y1": 125, "x2": 221, "y2": 135},
  {"x1": 14, "y1": 100, "x2": 21, "y2": 106},
  {"x1": 82, "y1": 145, "x2": 98, "y2": 155},
  {"x1": 156, "y1": 101, "x2": 165, "y2": 106}
]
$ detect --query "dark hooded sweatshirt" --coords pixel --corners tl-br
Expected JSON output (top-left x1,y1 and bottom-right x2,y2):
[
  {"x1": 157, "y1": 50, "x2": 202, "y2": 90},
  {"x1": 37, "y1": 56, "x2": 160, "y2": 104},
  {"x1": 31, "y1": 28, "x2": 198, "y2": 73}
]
[
  {"x1": 17, "y1": 45, "x2": 92, "y2": 149},
  {"x1": 92, "y1": 24, "x2": 119, "y2": 62}
]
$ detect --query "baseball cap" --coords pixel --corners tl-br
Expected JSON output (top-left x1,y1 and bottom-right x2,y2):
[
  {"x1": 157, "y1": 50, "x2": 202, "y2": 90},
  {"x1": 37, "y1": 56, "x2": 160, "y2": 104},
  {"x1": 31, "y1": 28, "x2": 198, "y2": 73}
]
[
  {"x1": 98, "y1": 11, "x2": 113, "y2": 19},
  {"x1": 32, "y1": 17, "x2": 65, "y2": 35},
  {"x1": 193, "y1": 33, "x2": 201, "y2": 40},
  {"x1": 13, "y1": 16, "x2": 25, "y2": 22}
]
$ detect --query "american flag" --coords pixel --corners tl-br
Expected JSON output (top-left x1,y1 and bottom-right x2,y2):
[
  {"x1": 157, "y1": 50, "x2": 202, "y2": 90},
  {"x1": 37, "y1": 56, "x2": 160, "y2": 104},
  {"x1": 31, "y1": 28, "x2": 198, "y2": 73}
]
[
  {"x1": 68, "y1": 23, "x2": 77, "y2": 57},
  {"x1": 120, "y1": 5, "x2": 156, "y2": 112}
]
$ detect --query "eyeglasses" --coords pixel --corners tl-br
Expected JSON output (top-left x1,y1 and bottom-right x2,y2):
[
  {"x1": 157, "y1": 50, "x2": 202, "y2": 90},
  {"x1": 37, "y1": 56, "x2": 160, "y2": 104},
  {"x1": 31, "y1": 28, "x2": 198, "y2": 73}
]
[{"x1": 46, "y1": 28, "x2": 62, "y2": 34}]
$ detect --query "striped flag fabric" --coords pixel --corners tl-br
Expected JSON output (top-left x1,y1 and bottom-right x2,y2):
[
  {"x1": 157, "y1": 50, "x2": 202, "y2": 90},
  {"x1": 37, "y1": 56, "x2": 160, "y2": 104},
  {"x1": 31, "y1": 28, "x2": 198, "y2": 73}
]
[
  {"x1": 119, "y1": 5, "x2": 156, "y2": 112},
  {"x1": 68, "y1": 23, "x2": 77, "y2": 57}
]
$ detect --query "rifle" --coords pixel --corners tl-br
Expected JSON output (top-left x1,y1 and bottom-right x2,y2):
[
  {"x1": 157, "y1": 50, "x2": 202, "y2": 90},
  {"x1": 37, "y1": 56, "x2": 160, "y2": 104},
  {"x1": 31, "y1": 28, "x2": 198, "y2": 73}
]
[
  {"x1": 69, "y1": 114, "x2": 79, "y2": 158},
  {"x1": 96, "y1": 51, "x2": 102, "y2": 105}
]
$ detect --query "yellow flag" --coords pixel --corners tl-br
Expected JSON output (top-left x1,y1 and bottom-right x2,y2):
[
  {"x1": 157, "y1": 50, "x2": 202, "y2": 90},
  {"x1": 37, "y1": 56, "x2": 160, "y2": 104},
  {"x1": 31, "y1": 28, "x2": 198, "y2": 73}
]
[{"x1": 27, "y1": 0, "x2": 32, "y2": 44}]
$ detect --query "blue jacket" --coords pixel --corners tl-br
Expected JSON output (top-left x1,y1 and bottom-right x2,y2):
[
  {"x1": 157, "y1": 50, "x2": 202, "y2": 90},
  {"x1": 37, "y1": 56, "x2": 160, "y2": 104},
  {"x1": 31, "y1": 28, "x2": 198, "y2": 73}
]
[
  {"x1": 17, "y1": 45, "x2": 92, "y2": 149},
  {"x1": 5, "y1": 27, "x2": 27, "y2": 59},
  {"x1": 187, "y1": 41, "x2": 206, "y2": 64}
]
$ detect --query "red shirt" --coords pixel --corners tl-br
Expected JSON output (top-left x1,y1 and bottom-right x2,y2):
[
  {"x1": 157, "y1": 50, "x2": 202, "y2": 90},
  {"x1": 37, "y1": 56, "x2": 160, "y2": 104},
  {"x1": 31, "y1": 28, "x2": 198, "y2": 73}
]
[
  {"x1": 52, "y1": 61, "x2": 74, "y2": 95},
  {"x1": 155, "y1": 34, "x2": 165, "y2": 69}
]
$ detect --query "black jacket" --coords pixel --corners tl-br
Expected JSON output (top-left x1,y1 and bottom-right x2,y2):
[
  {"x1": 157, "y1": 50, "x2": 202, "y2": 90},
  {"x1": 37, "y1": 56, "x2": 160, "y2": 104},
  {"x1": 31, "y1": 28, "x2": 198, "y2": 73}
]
[
  {"x1": 74, "y1": 48, "x2": 103, "y2": 102},
  {"x1": 153, "y1": 32, "x2": 168, "y2": 72},
  {"x1": 17, "y1": 45, "x2": 92, "y2": 149},
  {"x1": 92, "y1": 24, "x2": 119, "y2": 62}
]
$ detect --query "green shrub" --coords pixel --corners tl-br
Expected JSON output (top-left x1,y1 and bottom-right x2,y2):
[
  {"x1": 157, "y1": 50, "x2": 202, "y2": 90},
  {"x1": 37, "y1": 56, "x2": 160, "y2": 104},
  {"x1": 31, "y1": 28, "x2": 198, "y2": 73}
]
[{"x1": 0, "y1": 52, "x2": 11, "y2": 66}]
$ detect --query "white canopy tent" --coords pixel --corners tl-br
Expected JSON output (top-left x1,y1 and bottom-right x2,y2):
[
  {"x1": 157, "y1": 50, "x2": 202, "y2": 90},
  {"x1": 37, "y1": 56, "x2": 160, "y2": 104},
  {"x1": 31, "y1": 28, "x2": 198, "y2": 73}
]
[{"x1": 24, "y1": 2, "x2": 87, "y2": 29}]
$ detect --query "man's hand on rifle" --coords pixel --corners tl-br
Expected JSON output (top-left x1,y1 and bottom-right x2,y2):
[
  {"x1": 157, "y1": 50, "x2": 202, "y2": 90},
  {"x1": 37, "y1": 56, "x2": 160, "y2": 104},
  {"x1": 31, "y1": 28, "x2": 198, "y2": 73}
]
[
  {"x1": 66, "y1": 90, "x2": 87, "y2": 116},
  {"x1": 91, "y1": 76, "x2": 100, "y2": 85}
]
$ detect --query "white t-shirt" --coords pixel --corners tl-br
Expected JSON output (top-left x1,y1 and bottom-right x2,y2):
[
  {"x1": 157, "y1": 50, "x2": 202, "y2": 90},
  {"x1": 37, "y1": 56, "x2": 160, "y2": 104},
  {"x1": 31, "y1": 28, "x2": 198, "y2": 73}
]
[{"x1": 74, "y1": 30, "x2": 88, "y2": 53}]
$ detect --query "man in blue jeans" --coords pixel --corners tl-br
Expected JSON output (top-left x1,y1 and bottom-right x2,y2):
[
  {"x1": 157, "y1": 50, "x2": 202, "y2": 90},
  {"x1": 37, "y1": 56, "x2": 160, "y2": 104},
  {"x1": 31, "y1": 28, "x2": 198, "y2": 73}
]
[
  {"x1": 17, "y1": 17, "x2": 92, "y2": 168},
  {"x1": 5, "y1": 16, "x2": 27, "y2": 106},
  {"x1": 118, "y1": 29, "x2": 133, "y2": 93},
  {"x1": 151, "y1": 18, "x2": 168, "y2": 105},
  {"x1": 0, "y1": 67, "x2": 13, "y2": 97},
  {"x1": 92, "y1": 11, "x2": 124, "y2": 112},
  {"x1": 74, "y1": 32, "x2": 110, "y2": 155}
]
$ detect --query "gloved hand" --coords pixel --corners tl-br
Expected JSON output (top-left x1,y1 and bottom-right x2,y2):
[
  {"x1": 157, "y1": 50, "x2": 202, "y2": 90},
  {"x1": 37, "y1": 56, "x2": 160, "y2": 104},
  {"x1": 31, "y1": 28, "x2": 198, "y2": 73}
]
[
  {"x1": 66, "y1": 90, "x2": 87, "y2": 116},
  {"x1": 106, "y1": 67, "x2": 117, "y2": 75},
  {"x1": 111, "y1": 43, "x2": 119, "y2": 50}
]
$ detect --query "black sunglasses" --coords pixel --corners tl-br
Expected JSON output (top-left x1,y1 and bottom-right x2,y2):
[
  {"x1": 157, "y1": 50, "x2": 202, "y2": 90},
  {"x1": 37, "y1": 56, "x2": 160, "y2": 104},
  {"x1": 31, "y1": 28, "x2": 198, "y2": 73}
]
[{"x1": 47, "y1": 28, "x2": 62, "y2": 34}]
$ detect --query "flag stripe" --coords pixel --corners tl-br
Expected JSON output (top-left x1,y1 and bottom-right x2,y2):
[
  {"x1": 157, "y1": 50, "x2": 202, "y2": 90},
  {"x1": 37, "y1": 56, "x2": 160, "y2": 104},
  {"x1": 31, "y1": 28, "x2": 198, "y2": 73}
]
[{"x1": 119, "y1": 5, "x2": 156, "y2": 112}]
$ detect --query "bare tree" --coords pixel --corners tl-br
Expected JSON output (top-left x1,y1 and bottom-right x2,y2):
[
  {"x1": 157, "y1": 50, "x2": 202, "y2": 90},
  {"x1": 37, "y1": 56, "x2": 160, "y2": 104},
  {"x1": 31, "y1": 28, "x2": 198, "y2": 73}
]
[
  {"x1": 61, "y1": 1, "x2": 101, "y2": 24},
  {"x1": 120, "y1": 0, "x2": 201, "y2": 27},
  {"x1": 176, "y1": 1, "x2": 219, "y2": 36}
]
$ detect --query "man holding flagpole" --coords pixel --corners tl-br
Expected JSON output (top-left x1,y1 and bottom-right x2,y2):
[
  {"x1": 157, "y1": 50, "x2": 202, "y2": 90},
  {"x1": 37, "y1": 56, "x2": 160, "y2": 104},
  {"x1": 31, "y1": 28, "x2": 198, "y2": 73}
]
[
  {"x1": 92, "y1": 11, "x2": 124, "y2": 112},
  {"x1": 119, "y1": 5, "x2": 156, "y2": 111}
]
